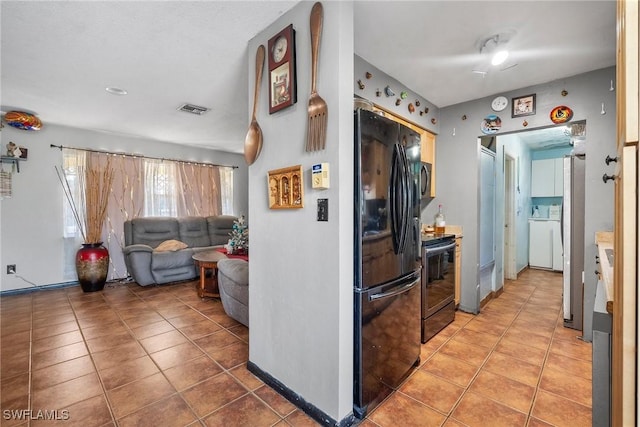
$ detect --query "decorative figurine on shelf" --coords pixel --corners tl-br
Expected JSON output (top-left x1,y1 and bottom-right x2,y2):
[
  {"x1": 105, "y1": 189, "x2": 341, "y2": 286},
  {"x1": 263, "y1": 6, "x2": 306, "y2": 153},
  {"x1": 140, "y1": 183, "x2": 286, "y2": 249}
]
[
  {"x1": 6, "y1": 142, "x2": 24, "y2": 158},
  {"x1": 6, "y1": 142, "x2": 17, "y2": 156},
  {"x1": 226, "y1": 215, "x2": 249, "y2": 255}
]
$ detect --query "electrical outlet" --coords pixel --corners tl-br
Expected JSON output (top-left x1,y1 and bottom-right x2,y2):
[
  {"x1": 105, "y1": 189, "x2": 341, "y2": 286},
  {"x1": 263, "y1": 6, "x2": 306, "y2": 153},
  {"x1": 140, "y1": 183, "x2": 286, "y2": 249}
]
[{"x1": 7, "y1": 265, "x2": 16, "y2": 274}]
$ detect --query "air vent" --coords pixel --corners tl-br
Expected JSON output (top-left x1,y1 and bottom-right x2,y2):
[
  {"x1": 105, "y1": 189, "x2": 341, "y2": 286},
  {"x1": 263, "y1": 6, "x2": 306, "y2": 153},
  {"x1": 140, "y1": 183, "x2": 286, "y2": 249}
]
[{"x1": 177, "y1": 103, "x2": 210, "y2": 115}]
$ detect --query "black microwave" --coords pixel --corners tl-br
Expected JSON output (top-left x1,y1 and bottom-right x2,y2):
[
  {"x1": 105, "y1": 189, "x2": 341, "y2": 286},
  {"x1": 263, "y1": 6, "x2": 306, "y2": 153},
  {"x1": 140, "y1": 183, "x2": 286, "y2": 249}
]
[{"x1": 420, "y1": 162, "x2": 433, "y2": 206}]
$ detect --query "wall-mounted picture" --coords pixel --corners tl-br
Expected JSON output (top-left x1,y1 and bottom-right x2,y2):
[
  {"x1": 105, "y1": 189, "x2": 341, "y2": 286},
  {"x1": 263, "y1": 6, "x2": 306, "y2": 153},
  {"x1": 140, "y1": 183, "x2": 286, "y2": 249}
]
[
  {"x1": 268, "y1": 164, "x2": 303, "y2": 209},
  {"x1": 268, "y1": 24, "x2": 297, "y2": 114},
  {"x1": 512, "y1": 94, "x2": 536, "y2": 118}
]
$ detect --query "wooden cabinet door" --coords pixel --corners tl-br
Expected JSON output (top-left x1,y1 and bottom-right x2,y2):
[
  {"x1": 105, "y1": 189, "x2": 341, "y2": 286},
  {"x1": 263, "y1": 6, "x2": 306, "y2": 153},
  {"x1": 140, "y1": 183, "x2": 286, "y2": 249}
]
[
  {"x1": 612, "y1": 1, "x2": 638, "y2": 425},
  {"x1": 372, "y1": 107, "x2": 436, "y2": 197},
  {"x1": 454, "y1": 237, "x2": 461, "y2": 305}
]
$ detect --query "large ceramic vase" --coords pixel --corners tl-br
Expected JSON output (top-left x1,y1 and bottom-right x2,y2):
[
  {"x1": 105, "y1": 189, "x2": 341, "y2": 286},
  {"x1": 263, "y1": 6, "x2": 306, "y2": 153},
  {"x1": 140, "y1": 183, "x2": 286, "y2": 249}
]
[{"x1": 76, "y1": 243, "x2": 109, "y2": 292}]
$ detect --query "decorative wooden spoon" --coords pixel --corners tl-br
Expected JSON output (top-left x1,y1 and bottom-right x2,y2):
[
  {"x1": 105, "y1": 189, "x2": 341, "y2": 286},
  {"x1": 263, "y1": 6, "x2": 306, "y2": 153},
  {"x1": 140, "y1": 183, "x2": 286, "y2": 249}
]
[{"x1": 244, "y1": 45, "x2": 265, "y2": 165}]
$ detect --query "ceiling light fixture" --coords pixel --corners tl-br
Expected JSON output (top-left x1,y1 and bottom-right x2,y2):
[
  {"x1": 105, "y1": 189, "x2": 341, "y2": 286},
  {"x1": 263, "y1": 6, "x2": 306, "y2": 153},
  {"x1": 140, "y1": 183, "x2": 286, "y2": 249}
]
[
  {"x1": 479, "y1": 32, "x2": 513, "y2": 66},
  {"x1": 105, "y1": 87, "x2": 128, "y2": 96},
  {"x1": 491, "y1": 50, "x2": 509, "y2": 66}
]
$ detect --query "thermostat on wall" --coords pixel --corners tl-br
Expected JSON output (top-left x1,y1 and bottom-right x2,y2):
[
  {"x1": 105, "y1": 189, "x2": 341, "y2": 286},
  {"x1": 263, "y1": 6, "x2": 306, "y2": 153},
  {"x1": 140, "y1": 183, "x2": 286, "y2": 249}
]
[{"x1": 312, "y1": 163, "x2": 330, "y2": 189}]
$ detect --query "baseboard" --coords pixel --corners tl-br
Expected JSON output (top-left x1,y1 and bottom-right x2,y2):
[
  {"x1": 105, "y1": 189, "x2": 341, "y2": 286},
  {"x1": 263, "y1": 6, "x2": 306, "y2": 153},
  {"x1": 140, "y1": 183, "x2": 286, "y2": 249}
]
[
  {"x1": 0, "y1": 281, "x2": 78, "y2": 296},
  {"x1": 479, "y1": 287, "x2": 504, "y2": 308},
  {"x1": 516, "y1": 266, "x2": 529, "y2": 277},
  {"x1": 0, "y1": 277, "x2": 132, "y2": 296},
  {"x1": 247, "y1": 360, "x2": 357, "y2": 427}
]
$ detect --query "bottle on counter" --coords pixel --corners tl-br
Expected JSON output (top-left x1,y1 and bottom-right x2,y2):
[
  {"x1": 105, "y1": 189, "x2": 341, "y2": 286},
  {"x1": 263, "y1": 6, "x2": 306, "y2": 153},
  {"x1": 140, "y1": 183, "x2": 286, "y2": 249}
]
[{"x1": 434, "y1": 204, "x2": 446, "y2": 234}]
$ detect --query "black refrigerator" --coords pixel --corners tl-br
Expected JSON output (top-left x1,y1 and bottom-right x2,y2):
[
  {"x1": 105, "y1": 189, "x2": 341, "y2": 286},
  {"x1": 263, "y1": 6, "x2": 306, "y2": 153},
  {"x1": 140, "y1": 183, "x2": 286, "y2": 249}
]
[{"x1": 353, "y1": 109, "x2": 422, "y2": 419}]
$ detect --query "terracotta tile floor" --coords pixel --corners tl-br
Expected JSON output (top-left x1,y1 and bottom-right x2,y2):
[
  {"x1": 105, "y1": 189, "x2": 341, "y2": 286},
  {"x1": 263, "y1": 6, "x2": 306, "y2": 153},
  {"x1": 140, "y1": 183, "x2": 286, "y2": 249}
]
[
  {"x1": 363, "y1": 268, "x2": 592, "y2": 427},
  {"x1": 0, "y1": 268, "x2": 591, "y2": 426}
]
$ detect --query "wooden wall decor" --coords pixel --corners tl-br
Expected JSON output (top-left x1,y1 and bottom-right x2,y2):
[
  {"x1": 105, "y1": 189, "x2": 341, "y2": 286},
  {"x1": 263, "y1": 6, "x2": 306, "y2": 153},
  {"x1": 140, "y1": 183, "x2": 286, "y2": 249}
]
[{"x1": 267, "y1": 164, "x2": 303, "y2": 209}]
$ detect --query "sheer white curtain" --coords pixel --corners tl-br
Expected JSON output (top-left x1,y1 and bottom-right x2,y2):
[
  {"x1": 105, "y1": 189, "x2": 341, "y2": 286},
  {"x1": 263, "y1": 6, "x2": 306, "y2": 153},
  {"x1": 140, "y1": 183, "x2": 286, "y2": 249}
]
[
  {"x1": 144, "y1": 159, "x2": 178, "y2": 217},
  {"x1": 61, "y1": 149, "x2": 86, "y2": 280},
  {"x1": 219, "y1": 166, "x2": 234, "y2": 215}
]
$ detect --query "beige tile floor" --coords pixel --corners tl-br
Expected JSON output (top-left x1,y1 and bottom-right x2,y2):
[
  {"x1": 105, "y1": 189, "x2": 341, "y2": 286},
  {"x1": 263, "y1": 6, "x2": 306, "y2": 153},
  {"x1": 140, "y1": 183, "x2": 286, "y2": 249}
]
[{"x1": 0, "y1": 268, "x2": 591, "y2": 426}]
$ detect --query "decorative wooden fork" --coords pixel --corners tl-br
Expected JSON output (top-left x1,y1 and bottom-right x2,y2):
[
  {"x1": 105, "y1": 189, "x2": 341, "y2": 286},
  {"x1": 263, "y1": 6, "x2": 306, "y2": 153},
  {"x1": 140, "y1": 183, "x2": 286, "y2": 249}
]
[{"x1": 306, "y1": 2, "x2": 327, "y2": 152}]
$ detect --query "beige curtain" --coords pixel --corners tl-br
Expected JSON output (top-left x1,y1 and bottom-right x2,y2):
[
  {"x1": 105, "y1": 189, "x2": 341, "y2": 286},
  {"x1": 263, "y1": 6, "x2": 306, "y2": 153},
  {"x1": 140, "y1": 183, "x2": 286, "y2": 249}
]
[
  {"x1": 100, "y1": 153, "x2": 144, "y2": 280},
  {"x1": 62, "y1": 148, "x2": 228, "y2": 282},
  {"x1": 176, "y1": 162, "x2": 222, "y2": 216}
]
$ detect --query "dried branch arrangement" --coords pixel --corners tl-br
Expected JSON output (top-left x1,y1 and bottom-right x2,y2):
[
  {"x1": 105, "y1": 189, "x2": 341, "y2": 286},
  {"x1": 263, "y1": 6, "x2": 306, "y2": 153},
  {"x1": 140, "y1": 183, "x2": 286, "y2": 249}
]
[
  {"x1": 55, "y1": 158, "x2": 113, "y2": 244},
  {"x1": 83, "y1": 160, "x2": 113, "y2": 243}
]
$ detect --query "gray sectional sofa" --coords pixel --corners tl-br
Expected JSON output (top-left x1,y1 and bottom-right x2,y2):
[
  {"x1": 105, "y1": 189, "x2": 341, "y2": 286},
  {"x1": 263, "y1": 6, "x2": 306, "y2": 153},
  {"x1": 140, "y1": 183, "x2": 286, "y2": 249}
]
[
  {"x1": 123, "y1": 215, "x2": 237, "y2": 286},
  {"x1": 217, "y1": 258, "x2": 249, "y2": 327}
]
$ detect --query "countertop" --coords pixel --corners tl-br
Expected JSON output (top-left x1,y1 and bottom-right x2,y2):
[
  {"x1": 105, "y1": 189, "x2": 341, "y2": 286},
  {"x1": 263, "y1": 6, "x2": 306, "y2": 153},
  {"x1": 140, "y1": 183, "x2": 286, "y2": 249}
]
[
  {"x1": 422, "y1": 225, "x2": 463, "y2": 238},
  {"x1": 444, "y1": 225, "x2": 463, "y2": 237},
  {"x1": 595, "y1": 231, "x2": 614, "y2": 314}
]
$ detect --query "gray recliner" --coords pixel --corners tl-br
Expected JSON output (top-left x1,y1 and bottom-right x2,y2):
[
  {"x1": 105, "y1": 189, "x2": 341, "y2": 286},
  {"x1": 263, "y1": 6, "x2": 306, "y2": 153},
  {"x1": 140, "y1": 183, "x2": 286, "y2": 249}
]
[
  {"x1": 217, "y1": 258, "x2": 249, "y2": 327},
  {"x1": 122, "y1": 215, "x2": 237, "y2": 286}
]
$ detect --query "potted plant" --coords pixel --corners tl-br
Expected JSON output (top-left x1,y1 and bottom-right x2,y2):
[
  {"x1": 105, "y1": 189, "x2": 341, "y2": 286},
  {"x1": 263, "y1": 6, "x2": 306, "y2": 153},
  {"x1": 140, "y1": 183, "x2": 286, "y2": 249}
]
[{"x1": 57, "y1": 159, "x2": 113, "y2": 292}]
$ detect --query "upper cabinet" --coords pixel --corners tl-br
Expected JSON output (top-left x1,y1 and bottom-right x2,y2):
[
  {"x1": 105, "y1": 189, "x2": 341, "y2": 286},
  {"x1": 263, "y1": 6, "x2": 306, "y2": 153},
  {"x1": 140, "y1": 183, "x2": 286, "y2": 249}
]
[
  {"x1": 531, "y1": 158, "x2": 563, "y2": 197},
  {"x1": 373, "y1": 107, "x2": 437, "y2": 198}
]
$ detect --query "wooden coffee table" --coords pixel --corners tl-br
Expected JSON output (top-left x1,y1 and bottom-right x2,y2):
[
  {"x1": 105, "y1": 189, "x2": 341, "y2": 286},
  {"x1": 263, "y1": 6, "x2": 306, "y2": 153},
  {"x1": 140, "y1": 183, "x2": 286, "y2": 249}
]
[{"x1": 192, "y1": 250, "x2": 227, "y2": 298}]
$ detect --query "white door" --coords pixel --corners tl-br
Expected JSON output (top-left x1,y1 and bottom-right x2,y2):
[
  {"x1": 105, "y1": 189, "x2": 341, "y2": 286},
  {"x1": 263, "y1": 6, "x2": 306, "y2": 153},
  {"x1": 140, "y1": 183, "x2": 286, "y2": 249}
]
[
  {"x1": 479, "y1": 147, "x2": 496, "y2": 304},
  {"x1": 504, "y1": 155, "x2": 517, "y2": 279}
]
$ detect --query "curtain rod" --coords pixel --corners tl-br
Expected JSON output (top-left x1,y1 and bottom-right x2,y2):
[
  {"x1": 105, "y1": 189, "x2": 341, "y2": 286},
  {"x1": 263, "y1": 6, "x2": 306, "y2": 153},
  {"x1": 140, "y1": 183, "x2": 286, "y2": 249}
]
[{"x1": 49, "y1": 144, "x2": 239, "y2": 169}]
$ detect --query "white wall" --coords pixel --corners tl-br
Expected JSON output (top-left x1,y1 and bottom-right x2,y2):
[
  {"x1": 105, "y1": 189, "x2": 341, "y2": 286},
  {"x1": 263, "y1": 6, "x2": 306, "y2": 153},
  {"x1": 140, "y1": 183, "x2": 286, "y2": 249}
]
[
  {"x1": 433, "y1": 67, "x2": 616, "y2": 340},
  {"x1": 248, "y1": 2, "x2": 354, "y2": 422},
  {"x1": 0, "y1": 123, "x2": 247, "y2": 291}
]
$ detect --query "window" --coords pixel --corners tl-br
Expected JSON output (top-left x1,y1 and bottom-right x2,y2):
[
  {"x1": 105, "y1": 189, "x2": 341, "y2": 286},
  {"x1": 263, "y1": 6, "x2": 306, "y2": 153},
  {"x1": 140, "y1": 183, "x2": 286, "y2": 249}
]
[
  {"x1": 144, "y1": 160, "x2": 178, "y2": 217},
  {"x1": 61, "y1": 150, "x2": 86, "y2": 239},
  {"x1": 220, "y1": 166, "x2": 234, "y2": 215}
]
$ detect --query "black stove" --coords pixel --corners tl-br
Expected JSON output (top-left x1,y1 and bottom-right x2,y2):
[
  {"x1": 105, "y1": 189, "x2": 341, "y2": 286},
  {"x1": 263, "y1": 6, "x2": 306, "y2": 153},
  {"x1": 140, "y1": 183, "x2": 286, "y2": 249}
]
[
  {"x1": 421, "y1": 233, "x2": 456, "y2": 246},
  {"x1": 420, "y1": 233, "x2": 456, "y2": 342}
]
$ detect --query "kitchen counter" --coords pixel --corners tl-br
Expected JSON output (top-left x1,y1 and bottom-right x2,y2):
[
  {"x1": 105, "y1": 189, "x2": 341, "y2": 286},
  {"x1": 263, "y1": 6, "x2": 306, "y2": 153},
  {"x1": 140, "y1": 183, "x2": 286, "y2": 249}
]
[
  {"x1": 595, "y1": 231, "x2": 614, "y2": 314},
  {"x1": 444, "y1": 225, "x2": 463, "y2": 237}
]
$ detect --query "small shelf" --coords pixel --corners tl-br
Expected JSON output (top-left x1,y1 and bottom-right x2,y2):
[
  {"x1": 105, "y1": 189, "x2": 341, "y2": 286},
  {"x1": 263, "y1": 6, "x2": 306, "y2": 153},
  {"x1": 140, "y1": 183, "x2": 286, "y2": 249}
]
[{"x1": 1, "y1": 156, "x2": 26, "y2": 172}]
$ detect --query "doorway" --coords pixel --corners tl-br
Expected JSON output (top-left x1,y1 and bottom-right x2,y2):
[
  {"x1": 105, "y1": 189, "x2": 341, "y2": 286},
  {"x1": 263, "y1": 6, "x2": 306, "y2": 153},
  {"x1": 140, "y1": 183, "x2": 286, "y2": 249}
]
[{"x1": 504, "y1": 154, "x2": 517, "y2": 280}]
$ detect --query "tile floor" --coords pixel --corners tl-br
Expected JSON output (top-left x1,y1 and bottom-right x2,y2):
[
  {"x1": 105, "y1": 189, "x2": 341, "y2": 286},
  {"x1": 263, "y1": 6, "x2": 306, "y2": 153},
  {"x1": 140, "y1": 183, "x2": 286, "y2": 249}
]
[{"x1": 0, "y1": 268, "x2": 591, "y2": 426}]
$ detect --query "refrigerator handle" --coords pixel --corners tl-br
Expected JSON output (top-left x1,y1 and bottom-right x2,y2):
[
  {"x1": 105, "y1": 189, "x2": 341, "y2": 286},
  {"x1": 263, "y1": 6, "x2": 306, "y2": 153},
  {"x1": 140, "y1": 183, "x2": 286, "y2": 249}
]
[
  {"x1": 397, "y1": 144, "x2": 409, "y2": 252},
  {"x1": 413, "y1": 217, "x2": 421, "y2": 260},
  {"x1": 369, "y1": 277, "x2": 419, "y2": 301},
  {"x1": 390, "y1": 144, "x2": 400, "y2": 253}
]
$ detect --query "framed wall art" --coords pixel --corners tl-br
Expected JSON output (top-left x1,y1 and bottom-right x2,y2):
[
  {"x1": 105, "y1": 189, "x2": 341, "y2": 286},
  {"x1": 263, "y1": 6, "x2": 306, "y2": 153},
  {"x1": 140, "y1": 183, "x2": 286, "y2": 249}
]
[
  {"x1": 268, "y1": 24, "x2": 297, "y2": 114},
  {"x1": 512, "y1": 94, "x2": 536, "y2": 118},
  {"x1": 268, "y1": 164, "x2": 303, "y2": 209}
]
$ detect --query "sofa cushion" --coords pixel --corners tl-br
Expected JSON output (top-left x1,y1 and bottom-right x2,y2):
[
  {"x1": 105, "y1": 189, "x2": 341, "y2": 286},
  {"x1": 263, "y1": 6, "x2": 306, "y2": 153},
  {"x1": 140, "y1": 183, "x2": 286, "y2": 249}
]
[
  {"x1": 151, "y1": 249, "x2": 194, "y2": 270},
  {"x1": 207, "y1": 215, "x2": 237, "y2": 246},
  {"x1": 178, "y1": 217, "x2": 211, "y2": 248},
  {"x1": 129, "y1": 217, "x2": 180, "y2": 248},
  {"x1": 155, "y1": 239, "x2": 188, "y2": 252}
]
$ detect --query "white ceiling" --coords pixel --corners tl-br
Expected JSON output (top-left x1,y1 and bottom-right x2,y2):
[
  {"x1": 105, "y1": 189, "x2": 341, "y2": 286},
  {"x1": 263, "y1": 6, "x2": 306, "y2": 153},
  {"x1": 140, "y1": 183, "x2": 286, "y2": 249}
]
[{"x1": 1, "y1": 1, "x2": 616, "y2": 154}]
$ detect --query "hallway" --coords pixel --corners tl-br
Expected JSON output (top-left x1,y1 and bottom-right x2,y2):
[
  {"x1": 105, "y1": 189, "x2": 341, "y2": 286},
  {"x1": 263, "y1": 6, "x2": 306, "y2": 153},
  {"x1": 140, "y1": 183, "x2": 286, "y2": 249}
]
[{"x1": 363, "y1": 268, "x2": 592, "y2": 426}]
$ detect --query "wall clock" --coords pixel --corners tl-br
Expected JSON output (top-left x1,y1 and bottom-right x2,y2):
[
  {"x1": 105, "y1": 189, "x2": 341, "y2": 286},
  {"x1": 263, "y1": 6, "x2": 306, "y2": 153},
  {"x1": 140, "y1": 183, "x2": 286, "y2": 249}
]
[
  {"x1": 491, "y1": 96, "x2": 508, "y2": 112},
  {"x1": 268, "y1": 24, "x2": 297, "y2": 114}
]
